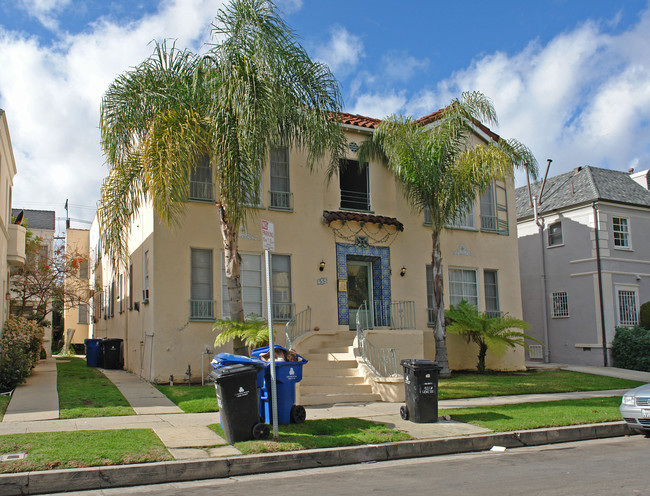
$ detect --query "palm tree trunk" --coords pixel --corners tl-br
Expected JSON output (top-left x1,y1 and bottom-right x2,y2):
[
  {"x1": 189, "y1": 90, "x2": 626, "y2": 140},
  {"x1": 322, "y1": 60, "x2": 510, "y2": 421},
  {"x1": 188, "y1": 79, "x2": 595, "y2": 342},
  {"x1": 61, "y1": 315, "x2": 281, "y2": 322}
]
[
  {"x1": 431, "y1": 228, "x2": 451, "y2": 377},
  {"x1": 217, "y1": 202, "x2": 248, "y2": 356},
  {"x1": 477, "y1": 342, "x2": 488, "y2": 374}
]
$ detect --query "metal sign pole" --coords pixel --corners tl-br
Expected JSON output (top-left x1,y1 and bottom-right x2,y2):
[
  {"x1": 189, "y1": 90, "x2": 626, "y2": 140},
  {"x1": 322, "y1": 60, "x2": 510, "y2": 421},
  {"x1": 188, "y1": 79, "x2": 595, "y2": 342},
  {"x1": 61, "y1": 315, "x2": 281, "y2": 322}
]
[{"x1": 262, "y1": 220, "x2": 279, "y2": 440}]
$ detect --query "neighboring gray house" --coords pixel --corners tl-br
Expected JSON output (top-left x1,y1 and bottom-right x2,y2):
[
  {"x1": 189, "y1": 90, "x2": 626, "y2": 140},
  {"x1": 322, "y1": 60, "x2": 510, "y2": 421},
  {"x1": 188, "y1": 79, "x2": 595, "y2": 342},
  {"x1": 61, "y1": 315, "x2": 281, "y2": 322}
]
[{"x1": 516, "y1": 166, "x2": 650, "y2": 367}]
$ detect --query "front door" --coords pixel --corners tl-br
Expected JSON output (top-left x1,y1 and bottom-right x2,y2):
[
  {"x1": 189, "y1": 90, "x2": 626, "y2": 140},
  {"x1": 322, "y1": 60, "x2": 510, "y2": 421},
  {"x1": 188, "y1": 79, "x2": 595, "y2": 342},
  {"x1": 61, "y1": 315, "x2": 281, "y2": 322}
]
[{"x1": 347, "y1": 260, "x2": 373, "y2": 330}]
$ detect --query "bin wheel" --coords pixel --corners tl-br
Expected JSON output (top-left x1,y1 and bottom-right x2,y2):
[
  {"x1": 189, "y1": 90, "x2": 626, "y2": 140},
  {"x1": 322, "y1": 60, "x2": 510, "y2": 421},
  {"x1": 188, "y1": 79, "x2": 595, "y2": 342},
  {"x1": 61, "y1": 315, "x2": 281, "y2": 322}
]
[
  {"x1": 252, "y1": 422, "x2": 270, "y2": 440},
  {"x1": 400, "y1": 405, "x2": 409, "y2": 420},
  {"x1": 290, "y1": 405, "x2": 307, "y2": 424}
]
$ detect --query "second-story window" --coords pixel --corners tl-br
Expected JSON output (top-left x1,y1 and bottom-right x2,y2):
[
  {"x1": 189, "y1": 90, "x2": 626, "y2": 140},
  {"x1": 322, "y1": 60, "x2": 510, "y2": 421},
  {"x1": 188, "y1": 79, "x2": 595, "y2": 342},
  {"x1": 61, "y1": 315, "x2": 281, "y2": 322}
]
[
  {"x1": 613, "y1": 217, "x2": 630, "y2": 248},
  {"x1": 269, "y1": 147, "x2": 292, "y2": 210},
  {"x1": 479, "y1": 181, "x2": 508, "y2": 234},
  {"x1": 548, "y1": 221, "x2": 563, "y2": 247},
  {"x1": 340, "y1": 159, "x2": 370, "y2": 211},
  {"x1": 189, "y1": 155, "x2": 214, "y2": 202}
]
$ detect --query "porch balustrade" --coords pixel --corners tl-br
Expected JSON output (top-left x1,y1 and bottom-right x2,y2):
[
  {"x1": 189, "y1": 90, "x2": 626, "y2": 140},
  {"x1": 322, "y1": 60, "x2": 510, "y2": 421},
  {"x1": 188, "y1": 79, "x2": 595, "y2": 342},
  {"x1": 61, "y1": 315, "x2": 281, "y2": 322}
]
[{"x1": 356, "y1": 301, "x2": 400, "y2": 377}]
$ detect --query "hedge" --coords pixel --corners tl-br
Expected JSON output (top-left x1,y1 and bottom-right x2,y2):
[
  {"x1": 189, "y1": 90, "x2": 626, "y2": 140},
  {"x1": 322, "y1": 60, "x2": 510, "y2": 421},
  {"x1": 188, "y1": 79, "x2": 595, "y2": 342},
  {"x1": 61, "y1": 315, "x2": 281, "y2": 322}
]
[{"x1": 612, "y1": 326, "x2": 650, "y2": 372}]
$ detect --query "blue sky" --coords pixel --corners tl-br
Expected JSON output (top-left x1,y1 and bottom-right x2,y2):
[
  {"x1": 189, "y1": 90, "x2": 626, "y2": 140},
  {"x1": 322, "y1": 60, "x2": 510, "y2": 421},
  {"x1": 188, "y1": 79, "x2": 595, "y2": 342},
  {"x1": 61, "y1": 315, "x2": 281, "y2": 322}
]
[{"x1": 1, "y1": 0, "x2": 649, "y2": 228}]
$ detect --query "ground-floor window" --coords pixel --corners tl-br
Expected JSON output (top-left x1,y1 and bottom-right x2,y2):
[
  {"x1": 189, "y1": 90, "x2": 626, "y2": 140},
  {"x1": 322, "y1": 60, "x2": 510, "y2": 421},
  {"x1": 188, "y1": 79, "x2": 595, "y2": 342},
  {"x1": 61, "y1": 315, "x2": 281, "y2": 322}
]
[
  {"x1": 191, "y1": 248, "x2": 214, "y2": 320},
  {"x1": 484, "y1": 269, "x2": 500, "y2": 317},
  {"x1": 617, "y1": 287, "x2": 639, "y2": 326},
  {"x1": 551, "y1": 291, "x2": 569, "y2": 318},
  {"x1": 448, "y1": 268, "x2": 478, "y2": 307}
]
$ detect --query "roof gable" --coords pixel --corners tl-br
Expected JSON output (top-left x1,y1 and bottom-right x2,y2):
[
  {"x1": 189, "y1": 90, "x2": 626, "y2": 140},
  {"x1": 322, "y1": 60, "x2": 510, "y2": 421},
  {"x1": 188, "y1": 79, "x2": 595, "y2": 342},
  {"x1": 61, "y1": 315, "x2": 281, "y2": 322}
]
[{"x1": 12, "y1": 208, "x2": 56, "y2": 230}]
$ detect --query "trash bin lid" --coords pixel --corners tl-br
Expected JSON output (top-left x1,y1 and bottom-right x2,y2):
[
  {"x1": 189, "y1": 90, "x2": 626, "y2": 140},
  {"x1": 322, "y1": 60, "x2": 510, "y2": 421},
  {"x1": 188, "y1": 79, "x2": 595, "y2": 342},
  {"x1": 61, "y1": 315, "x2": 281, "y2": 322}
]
[
  {"x1": 213, "y1": 363, "x2": 260, "y2": 380},
  {"x1": 211, "y1": 353, "x2": 268, "y2": 370},
  {"x1": 400, "y1": 359, "x2": 440, "y2": 371}
]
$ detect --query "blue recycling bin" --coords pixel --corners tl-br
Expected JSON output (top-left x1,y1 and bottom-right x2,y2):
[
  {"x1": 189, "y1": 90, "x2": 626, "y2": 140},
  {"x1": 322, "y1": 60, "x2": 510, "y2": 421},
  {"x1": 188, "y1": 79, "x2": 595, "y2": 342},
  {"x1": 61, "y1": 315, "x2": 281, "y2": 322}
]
[
  {"x1": 251, "y1": 345, "x2": 308, "y2": 425},
  {"x1": 84, "y1": 338, "x2": 103, "y2": 368}
]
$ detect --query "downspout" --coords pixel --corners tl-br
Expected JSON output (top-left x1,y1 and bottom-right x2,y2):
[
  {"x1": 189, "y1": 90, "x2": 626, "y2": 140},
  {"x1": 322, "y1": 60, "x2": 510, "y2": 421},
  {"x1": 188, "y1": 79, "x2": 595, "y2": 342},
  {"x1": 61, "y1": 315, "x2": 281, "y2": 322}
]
[
  {"x1": 533, "y1": 197, "x2": 550, "y2": 363},
  {"x1": 592, "y1": 202, "x2": 608, "y2": 367}
]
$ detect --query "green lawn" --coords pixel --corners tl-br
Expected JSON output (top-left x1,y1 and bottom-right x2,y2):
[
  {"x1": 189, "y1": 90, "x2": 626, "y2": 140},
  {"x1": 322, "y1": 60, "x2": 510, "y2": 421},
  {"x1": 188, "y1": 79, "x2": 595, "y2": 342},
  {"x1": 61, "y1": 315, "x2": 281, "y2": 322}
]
[
  {"x1": 0, "y1": 429, "x2": 172, "y2": 474},
  {"x1": 438, "y1": 370, "x2": 642, "y2": 399},
  {"x1": 155, "y1": 385, "x2": 218, "y2": 413},
  {"x1": 56, "y1": 358, "x2": 135, "y2": 418},
  {"x1": 443, "y1": 396, "x2": 623, "y2": 432},
  {"x1": 0, "y1": 395, "x2": 9, "y2": 421},
  {"x1": 209, "y1": 418, "x2": 413, "y2": 454}
]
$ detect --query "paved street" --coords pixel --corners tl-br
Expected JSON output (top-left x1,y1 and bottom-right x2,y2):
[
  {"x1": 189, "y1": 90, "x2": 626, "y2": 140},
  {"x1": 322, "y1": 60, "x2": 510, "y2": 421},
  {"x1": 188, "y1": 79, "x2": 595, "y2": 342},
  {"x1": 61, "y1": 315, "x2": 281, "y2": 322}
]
[{"x1": 45, "y1": 436, "x2": 650, "y2": 496}]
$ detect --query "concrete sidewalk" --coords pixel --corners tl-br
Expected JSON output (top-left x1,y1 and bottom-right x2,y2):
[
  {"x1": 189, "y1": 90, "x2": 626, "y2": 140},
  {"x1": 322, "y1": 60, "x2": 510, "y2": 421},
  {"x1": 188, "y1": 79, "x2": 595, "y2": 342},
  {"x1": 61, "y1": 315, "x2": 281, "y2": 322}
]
[{"x1": 3, "y1": 358, "x2": 58, "y2": 423}]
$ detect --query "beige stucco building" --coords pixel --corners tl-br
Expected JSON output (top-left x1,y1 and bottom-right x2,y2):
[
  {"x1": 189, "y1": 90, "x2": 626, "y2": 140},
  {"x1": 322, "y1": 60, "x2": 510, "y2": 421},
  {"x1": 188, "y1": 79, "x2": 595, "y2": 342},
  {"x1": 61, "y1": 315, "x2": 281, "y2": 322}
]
[
  {"x1": 63, "y1": 227, "x2": 91, "y2": 346},
  {"x1": 88, "y1": 111, "x2": 526, "y2": 401},
  {"x1": 0, "y1": 110, "x2": 26, "y2": 335}
]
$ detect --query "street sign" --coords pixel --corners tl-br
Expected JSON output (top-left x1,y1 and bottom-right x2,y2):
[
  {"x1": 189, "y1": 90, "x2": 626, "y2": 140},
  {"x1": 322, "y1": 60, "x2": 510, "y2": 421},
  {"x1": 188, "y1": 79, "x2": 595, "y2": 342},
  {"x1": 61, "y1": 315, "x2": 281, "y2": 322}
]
[{"x1": 261, "y1": 219, "x2": 275, "y2": 251}]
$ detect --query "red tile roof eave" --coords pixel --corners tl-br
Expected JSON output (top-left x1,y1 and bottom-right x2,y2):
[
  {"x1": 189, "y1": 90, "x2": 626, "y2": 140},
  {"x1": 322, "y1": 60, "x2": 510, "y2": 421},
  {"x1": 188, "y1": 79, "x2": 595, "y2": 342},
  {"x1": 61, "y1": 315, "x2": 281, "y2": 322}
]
[
  {"x1": 334, "y1": 112, "x2": 500, "y2": 143},
  {"x1": 322, "y1": 210, "x2": 404, "y2": 232}
]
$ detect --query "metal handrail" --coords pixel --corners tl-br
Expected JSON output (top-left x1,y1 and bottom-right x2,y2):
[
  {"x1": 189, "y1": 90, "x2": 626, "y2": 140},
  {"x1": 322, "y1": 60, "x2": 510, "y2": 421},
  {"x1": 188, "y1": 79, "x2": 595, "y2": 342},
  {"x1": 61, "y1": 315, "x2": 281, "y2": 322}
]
[
  {"x1": 285, "y1": 306, "x2": 311, "y2": 348},
  {"x1": 190, "y1": 299, "x2": 215, "y2": 320},
  {"x1": 356, "y1": 301, "x2": 400, "y2": 377},
  {"x1": 189, "y1": 181, "x2": 214, "y2": 201},
  {"x1": 269, "y1": 190, "x2": 293, "y2": 210},
  {"x1": 390, "y1": 300, "x2": 416, "y2": 329},
  {"x1": 272, "y1": 302, "x2": 295, "y2": 322}
]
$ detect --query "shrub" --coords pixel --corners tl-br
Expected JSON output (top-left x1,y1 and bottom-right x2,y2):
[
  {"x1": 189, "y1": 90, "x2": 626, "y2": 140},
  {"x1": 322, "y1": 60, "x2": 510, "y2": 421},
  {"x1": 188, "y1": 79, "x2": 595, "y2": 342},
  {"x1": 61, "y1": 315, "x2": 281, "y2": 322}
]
[
  {"x1": 0, "y1": 316, "x2": 45, "y2": 391},
  {"x1": 612, "y1": 326, "x2": 650, "y2": 372},
  {"x1": 640, "y1": 301, "x2": 650, "y2": 330}
]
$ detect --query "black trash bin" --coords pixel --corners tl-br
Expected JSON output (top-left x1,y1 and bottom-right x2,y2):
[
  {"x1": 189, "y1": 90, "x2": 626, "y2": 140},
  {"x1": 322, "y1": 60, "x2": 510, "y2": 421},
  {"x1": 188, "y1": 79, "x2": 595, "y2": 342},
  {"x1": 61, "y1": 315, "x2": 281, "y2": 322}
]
[
  {"x1": 400, "y1": 359, "x2": 441, "y2": 423},
  {"x1": 102, "y1": 338, "x2": 124, "y2": 369},
  {"x1": 212, "y1": 363, "x2": 269, "y2": 444}
]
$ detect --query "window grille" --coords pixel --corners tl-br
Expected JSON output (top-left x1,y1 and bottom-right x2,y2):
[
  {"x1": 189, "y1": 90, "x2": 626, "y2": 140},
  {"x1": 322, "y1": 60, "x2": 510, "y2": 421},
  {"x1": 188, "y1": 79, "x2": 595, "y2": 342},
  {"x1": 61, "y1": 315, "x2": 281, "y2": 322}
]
[{"x1": 552, "y1": 291, "x2": 569, "y2": 318}]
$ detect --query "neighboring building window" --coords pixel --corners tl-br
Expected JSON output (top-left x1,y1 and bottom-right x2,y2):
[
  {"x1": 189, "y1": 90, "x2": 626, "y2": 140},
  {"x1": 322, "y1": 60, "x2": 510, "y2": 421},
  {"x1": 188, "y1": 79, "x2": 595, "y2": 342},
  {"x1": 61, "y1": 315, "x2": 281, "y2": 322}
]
[
  {"x1": 222, "y1": 253, "x2": 263, "y2": 319},
  {"x1": 613, "y1": 217, "x2": 630, "y2": 248},
  {"x1": 426, "y1": 265, "x2": 434, "y2": 325},
  {"x1": 190, "y1": 249, "x2": 214, "y2": 320},
  {"x1": 617, "y1": 288, "x2": 638, "y2": 326},
  {"x1": 449, "y1": 204, "x2": 475, "y2": 229},
  {"x1": 79, "y1": 259, "x2": 89, "y2": 279},
  {"x1": 484, "y1": 270, "x2": 500, "y2": 317},
  {"x1": 271, "y1": 254, "x2": 293, "y2": 322},
  {"x1": 110, "y1": 281, "x2": 115, "y2": 317},
  {"x1": 448, "y1": 268, "x2": 478, "y2": 307},
  {"x1": 552, "y1": 291, "x2": 569, "y2": 318},
  {"x1": 78, "y1": 303, "x2": 88, "y2": 325},
  {"x1": 269, "y1": 147, "x2": 292, "y2": 210},
  {"x1": 93, "y1": 291, "x2": 102, "y2": 323},
  {"x1": 143, "y1": 250, "x2": 150, "y2": 301},
  {"x1": 548, "y1": 221, "x2": 563, "y2": 247},
  {"x1": 118, "y1": 273, "x2": 123, "y2": 313},
  {"x1": 340, "y1": 159, "x2": 370, "y2": 211},
  {"x1": 189, "y1": 155, "x2": 214, "y2": 201}
]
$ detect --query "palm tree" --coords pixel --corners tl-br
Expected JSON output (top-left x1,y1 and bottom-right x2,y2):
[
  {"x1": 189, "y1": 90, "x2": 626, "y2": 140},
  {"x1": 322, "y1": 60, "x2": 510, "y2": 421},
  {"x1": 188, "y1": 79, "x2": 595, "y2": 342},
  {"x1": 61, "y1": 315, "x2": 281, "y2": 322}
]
[
  {"x1": 99, "y1": 0, "x2": 345, "y2": 354},
  {"x1": 446, "y1": 300, "x2": 539, "y2": 374},
  {"x1": 359, "y1": 91, "x2": 537, "y2": 377}
]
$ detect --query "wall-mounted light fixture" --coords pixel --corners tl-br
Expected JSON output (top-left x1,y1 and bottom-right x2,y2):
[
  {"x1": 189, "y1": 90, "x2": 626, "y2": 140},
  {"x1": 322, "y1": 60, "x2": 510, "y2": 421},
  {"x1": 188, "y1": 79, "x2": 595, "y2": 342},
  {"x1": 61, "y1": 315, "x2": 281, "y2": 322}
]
[
  {"x1": 319, "y1": 261, "x2": 326, "y2": 272},
  {"x1": 400, "y1": 267, "x2": 407, "y2": 277}
]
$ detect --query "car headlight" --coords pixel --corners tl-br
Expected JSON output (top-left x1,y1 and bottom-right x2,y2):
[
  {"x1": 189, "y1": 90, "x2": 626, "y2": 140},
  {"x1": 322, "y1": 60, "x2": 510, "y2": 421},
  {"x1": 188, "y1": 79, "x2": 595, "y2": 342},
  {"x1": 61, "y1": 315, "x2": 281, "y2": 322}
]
[{"x1": 622, "y1": 394, "x2": 636, "y2": 406}]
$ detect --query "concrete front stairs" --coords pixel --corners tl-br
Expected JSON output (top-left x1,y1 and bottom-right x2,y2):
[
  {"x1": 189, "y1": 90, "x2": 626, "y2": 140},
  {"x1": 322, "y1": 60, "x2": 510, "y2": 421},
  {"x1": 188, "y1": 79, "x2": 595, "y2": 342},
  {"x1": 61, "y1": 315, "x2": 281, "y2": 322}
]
[{"x1": 295, "y1": 330, "x2": 382, "y2": 406}]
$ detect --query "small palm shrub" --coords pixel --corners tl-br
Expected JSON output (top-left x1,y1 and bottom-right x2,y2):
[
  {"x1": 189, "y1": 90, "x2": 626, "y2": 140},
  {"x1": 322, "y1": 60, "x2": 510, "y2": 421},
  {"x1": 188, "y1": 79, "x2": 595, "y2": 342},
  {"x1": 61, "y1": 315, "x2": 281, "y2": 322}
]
[
  {"x1": 0, "y1": 316, "x2": 44, "y2": 391},
  {"x1": 213, "y1": 315, "x2": 269, "y2": 356},
  {"x1": 446, "y1": 300, "x2": 540, "y2": 374},
  {"x1": 612, "y1": 326, "x2": 650, "y2": 372}
]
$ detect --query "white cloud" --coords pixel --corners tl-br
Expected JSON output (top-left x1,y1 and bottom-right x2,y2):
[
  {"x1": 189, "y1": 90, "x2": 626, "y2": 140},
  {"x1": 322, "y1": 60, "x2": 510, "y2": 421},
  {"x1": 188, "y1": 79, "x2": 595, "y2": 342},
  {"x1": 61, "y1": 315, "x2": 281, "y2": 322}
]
[
  {"x1": 381, "y1": 51, "x2": 429, "y2": 83},
  {"x1": 17, "y1": 0, "x2": 71, "y2": 30},
  {"x1": 406, "y1": 9, "x2": 650, "y2": 182},
  {"x1": 350, "y1": 92, "x2": 407, "y2": 119},
  {"x1": 315, "y1": 26, "x2": 364, "y2": 77},
  {"x1": 275, "y1": 0, "x2": 302, "y2": 14},
  {"x1": 0, "y1": 0, "x2": 225, "y2": 227}
]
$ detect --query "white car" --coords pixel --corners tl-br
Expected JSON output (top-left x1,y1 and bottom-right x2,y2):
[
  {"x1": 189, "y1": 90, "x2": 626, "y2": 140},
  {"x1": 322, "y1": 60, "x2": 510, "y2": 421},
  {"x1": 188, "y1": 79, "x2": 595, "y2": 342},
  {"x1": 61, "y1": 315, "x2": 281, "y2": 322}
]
[{"x1": 620, "y1": 383, "x2": 650, "y2": 435}]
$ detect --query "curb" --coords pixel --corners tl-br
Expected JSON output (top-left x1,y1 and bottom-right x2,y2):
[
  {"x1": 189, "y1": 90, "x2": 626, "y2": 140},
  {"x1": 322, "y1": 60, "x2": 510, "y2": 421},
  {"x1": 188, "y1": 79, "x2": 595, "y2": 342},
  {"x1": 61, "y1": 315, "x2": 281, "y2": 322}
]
[{"x1": 0, "y1": 422, "x2": 634, "y2": 495}]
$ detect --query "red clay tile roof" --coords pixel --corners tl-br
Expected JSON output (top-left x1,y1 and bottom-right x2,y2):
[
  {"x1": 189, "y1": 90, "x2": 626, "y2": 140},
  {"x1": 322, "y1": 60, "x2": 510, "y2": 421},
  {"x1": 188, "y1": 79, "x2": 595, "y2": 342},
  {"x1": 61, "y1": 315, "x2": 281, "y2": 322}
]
[
  {"x1": 337, "y1": 113, "x2": 381, "y2": 129},
  {"x1": 322, "y1": 210, "x2": 404, "y2": 231},
  {"x1": 335, "y1": 110, "x2": 500, "y2": 142}
]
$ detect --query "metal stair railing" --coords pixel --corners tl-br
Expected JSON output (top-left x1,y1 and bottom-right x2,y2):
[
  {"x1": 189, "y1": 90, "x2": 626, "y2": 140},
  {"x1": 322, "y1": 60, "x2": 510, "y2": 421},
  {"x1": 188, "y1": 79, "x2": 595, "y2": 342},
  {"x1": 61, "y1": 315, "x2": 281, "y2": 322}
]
[
  {"x1": 356, "y1": 301, "x2": 400, "y2": 377},
  {"x1": 285, "y1": 306, "x2": 311, "y2": 348}
]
